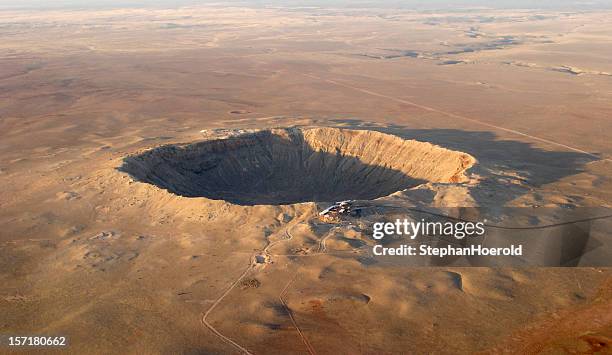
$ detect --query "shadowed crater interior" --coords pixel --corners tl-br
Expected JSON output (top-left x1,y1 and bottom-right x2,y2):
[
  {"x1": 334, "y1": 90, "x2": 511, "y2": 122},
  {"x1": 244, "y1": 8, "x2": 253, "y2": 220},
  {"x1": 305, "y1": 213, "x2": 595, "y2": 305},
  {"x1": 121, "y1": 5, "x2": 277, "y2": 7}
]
[{"x1": 120, "y1": 127, "x2": 475, "y2": 205}]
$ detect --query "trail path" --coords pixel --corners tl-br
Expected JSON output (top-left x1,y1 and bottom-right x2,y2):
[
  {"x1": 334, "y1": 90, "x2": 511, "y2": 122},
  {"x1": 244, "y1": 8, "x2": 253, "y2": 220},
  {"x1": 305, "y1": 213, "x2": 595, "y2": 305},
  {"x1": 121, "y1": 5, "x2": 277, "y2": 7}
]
[
  {"x1": 201, "y1": 209, "x2": 315, "y2": 354},
  {"x1": 279, "y1": 270, "x2": 317, "y2": 355}
]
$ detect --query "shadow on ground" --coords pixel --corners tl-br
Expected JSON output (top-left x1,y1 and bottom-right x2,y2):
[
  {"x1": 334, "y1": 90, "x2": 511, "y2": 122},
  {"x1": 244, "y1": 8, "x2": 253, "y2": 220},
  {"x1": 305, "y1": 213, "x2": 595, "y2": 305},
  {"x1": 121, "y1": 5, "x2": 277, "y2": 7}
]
[{"x1": 328, "y1": 118, "x2": 598, "y2": 206}]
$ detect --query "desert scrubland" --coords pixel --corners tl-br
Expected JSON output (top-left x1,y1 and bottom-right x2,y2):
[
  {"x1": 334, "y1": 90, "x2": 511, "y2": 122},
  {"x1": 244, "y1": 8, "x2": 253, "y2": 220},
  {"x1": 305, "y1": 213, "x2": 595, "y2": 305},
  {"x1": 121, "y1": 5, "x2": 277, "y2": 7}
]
[{"x1": 1, "y1": 4, "x2": 611, "y2": 353}]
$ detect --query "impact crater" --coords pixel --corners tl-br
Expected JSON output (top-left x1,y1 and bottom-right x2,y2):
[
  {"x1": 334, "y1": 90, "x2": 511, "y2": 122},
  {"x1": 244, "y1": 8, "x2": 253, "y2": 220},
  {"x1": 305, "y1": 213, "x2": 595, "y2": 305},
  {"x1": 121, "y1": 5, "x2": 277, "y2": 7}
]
[{"x1": 120, "y1": 127, "x2": 475, "y2": 205}]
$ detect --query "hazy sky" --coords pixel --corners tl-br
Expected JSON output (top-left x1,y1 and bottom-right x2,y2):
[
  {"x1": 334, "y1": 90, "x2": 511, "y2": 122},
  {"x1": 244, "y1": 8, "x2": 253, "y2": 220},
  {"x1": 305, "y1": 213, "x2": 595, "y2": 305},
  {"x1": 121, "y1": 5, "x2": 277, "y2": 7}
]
[{"x1": 1, "y1": 0, "x2": 611, "y2": 10}]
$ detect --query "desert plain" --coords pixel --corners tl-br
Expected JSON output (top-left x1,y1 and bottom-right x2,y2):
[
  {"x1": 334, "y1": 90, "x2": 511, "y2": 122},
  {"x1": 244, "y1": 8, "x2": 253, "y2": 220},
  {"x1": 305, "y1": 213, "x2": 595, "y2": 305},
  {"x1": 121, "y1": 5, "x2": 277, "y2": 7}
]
[{"x1": 1, "y1": 3, "x2": 612, "y2": 354}]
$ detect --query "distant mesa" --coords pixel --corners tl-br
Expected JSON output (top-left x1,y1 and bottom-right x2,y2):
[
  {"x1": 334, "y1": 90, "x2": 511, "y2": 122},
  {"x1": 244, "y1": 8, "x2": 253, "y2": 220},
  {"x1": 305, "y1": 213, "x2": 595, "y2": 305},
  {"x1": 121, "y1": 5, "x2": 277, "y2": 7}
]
[{"x1": 439, "y1": 60, "x2": 469, "y2": 65}]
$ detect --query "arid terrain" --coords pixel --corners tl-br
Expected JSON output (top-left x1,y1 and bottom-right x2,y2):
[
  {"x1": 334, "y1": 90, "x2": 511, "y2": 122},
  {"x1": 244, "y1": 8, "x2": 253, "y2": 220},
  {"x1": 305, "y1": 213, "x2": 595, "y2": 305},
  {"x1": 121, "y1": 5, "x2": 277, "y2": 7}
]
[{"x1": 1, "y1": 3, "x2": 611, "y2": 354}]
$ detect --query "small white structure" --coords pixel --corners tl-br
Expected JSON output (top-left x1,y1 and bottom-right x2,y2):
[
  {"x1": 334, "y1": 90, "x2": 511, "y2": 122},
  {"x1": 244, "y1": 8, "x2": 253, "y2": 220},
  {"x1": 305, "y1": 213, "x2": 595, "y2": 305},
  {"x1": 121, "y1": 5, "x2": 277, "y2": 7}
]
[{"x1": 319, "y1": 200, "x2": 355, "y2": 220}]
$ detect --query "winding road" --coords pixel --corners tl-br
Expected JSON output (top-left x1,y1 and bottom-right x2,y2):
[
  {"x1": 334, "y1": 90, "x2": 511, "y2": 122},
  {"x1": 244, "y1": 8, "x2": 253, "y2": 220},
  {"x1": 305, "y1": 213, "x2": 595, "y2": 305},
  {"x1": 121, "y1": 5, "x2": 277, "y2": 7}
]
[{"x1": 201, "y1": 209, "x2": 317, "y2": 354}]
